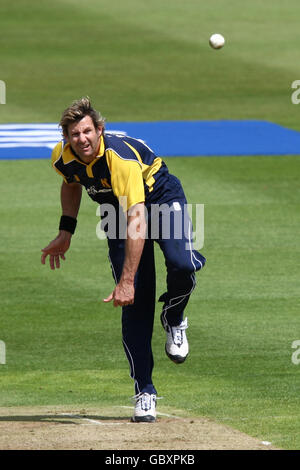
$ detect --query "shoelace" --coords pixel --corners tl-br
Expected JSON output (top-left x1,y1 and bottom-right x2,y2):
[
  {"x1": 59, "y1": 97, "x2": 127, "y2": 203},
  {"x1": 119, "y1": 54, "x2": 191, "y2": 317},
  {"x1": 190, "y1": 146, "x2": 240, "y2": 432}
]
[
  {"x1": 171, "y1": 322, "x2": 188, "y2": 346},
  {"x1": 131, "y1": 393, "x2": 163, "y2": 411}
]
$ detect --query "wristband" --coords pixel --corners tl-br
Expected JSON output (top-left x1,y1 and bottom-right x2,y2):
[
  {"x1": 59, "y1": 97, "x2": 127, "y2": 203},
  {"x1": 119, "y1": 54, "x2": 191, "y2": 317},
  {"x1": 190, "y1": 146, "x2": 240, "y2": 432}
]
[{"x1": 59, "y1": 215, "x2": 77, "y2": 234}]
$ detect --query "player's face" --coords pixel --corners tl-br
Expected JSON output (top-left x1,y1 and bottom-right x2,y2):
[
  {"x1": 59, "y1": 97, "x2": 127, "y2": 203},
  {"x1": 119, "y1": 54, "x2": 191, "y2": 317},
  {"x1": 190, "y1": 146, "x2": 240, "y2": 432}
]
[{"x1": 67, "y1": 115, "x2": 102, "y2": 162}]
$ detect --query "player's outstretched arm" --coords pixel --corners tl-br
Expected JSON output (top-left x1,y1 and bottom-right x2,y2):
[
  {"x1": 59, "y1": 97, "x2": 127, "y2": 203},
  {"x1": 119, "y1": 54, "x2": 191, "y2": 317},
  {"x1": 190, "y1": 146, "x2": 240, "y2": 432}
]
[{"x1": 41, "y1": 182, "x2": 82, "y2": 270}]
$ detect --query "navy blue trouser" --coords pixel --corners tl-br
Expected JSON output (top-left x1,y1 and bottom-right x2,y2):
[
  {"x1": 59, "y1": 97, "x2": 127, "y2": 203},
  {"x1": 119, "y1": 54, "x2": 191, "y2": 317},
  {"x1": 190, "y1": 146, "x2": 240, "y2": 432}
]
[{"x1": 107, "y1": 175, "x2": 206, "y2": 395}]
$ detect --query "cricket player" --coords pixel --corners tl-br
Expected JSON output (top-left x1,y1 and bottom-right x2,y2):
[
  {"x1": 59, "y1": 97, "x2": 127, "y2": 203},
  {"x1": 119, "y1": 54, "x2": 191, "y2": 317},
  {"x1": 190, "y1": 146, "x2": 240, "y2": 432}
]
[{"x1": 41, "y1": 97, "x2": 206, "y2": 422}]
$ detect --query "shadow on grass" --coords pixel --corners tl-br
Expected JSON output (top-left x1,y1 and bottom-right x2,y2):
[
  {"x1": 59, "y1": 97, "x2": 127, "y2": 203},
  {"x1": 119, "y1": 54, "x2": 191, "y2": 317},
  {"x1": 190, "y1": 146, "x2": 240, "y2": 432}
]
[{"x1": 0, "y1": 414, "x2": 131, "y2": 424}]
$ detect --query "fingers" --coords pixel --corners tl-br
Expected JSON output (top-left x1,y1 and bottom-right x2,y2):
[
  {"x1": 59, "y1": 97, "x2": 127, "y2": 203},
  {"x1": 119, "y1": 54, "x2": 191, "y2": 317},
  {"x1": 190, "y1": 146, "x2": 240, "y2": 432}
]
[
  {"x1": 103, "y1": 292, "x2": 114, "y2": 303},
  {"x1": 41, "y1": 249, "x2": 66, "y2": 270},
  {"x1": 41, "y1": 251, "x2": 47, "y2": 265},
  {"x1": 115, "y1": 299, "x2": 134, "y2": 307},
  {"x1": 103, "y1": 291, "x2": 134, "y2": 307},
  {"x1": 53, "y1": 255, "x2": 60, "y2": 270},
  {"x1": 41, "y1": 234, "x2": 69, "y2": 270}
]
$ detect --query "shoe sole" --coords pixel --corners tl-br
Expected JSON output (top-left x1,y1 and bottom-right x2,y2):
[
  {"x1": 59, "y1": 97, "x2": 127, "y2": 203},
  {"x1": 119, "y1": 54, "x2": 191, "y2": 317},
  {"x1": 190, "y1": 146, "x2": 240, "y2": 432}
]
[
  {"x1": 131, "y1": 415, "x2": 156, "y2": 423},
  {"x1": 166, "y1": 347, "x2": 188, "y2": 364}
]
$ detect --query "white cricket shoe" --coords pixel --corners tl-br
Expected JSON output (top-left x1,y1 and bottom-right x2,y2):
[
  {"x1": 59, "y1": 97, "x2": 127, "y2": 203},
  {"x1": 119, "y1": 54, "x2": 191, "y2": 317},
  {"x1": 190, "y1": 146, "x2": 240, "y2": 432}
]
[
  {"x1": 161, "y1": 316, "x2": 189, "y2": 364},
  {"x1": 131, "y1": 392, "x2": 157, "y2": 423}
]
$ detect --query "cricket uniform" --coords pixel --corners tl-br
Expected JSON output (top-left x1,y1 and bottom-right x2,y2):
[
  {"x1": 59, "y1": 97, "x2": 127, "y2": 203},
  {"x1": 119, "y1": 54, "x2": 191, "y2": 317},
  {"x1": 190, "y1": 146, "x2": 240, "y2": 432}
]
[{"x1": 52, "y1": 132, "x2": 206, "y2": 396}]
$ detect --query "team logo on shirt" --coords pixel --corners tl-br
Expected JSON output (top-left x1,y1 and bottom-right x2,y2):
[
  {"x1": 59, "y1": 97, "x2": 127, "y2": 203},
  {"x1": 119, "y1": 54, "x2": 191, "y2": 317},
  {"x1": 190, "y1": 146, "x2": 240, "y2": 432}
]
[{"x1": 87, "y1": 185, "x2": 112, "y2": 196}]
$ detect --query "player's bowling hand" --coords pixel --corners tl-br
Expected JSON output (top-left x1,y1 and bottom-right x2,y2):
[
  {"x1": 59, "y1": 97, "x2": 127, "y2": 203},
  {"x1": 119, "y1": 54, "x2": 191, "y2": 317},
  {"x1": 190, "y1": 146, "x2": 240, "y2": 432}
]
[{"x1": 103, "y1": 280, "x2": 135, "y2": 307}]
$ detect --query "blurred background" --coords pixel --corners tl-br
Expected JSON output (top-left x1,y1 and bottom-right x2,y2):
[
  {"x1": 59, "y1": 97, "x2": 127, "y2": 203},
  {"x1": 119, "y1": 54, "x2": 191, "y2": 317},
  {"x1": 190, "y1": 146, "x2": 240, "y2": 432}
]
[{"x1": 1, "y1": 0, "x2": 300, "y2": 128}]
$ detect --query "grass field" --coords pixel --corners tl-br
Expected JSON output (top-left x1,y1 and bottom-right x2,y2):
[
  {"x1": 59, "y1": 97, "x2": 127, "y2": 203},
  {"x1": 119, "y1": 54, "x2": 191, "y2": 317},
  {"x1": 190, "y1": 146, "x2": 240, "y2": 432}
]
[
  {"x1": 1, "y1": 0, "x2": 300, "y2": 451},
  {"x1": 1, "y1": 0, "x2": 300, "y2": 128},
  {"x1": 1, "y1": 156, "x2": 300, "y2": 449}
]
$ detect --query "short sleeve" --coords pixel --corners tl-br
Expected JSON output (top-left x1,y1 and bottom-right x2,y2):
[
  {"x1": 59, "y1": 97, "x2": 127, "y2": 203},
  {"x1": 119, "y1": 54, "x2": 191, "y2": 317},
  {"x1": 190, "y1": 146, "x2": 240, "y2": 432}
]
[
  {"x1": 106, "y1": 149, "x2": 145, "y2": 211},
  {"x1": 51, "y1": 141, "x2": 68, "y2": 183}
]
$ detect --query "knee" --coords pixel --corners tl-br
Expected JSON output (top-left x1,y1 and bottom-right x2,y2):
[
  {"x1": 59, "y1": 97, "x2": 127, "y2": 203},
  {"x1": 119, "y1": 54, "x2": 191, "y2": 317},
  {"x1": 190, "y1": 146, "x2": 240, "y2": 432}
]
[
  {"x1": 167, "y1": 252, "x2": 205, "y2": 273},
  {"x1": 175, "y1": 259, "x2": 195, "y2": 273}
]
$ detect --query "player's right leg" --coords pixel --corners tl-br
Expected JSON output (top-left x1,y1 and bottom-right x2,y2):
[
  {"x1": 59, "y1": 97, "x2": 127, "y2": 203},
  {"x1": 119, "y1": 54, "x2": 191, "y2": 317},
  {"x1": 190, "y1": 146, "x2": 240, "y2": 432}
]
[{"x1": 107, "y1": 237, "x2": 157, "y2": 421}]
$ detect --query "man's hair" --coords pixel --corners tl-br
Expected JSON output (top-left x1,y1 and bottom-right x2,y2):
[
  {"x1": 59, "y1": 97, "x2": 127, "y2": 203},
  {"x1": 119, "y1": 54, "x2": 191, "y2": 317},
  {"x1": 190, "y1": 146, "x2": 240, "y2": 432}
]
[{"x1": 59, "y1": 97, "x2": 105, "y2": 136}]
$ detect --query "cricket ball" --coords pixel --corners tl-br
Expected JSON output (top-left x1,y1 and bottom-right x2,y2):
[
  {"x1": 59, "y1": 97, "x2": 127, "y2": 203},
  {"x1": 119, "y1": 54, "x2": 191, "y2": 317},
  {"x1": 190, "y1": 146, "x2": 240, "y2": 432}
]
[{"x1": 209, "y1": 33, "x2": 225, "y2": 49}]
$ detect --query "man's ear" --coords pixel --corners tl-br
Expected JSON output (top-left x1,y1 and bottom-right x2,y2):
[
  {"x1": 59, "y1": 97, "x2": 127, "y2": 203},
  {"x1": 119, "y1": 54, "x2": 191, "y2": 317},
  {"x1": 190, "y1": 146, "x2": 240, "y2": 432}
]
[{"x1": 63, "y1": 132, "x2": 69, "y2": 142}]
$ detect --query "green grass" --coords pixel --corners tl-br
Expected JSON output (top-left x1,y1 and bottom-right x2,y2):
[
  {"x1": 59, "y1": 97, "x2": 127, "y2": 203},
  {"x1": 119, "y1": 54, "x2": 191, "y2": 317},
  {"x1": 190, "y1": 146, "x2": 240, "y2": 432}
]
[
  {"x1": 1, "y1": 156, "x2": 300, "y2": 450},
  {"x1": 1, "y1": 0, "x2": 300, "y2": 450},
  {"x1": 0, "y1": 0, "x2": 300, "y2": 128}
]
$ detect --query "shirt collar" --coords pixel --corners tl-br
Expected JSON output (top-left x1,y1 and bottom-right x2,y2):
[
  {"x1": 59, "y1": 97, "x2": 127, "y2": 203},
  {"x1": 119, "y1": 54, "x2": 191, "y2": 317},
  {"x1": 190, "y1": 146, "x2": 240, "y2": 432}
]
[
  {"x1": 98, "y1": 134, "x2": 105, "y2": 157},
  {"x1": 63, "y1": 134, "x2": 105, "y2": 164}
]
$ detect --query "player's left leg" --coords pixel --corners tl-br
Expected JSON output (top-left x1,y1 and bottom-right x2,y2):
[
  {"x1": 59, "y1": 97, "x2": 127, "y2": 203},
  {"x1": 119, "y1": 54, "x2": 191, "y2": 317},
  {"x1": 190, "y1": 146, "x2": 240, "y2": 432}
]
[
  {"x1": 152, "y1": 186, "x2": 206, "y2": 363},
  {"x1": 158, "y1": 218, "x2": 205, "y2": 328},
  {"x1": 107, "y1": 237, "x2": 157, "y2": 398}
]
